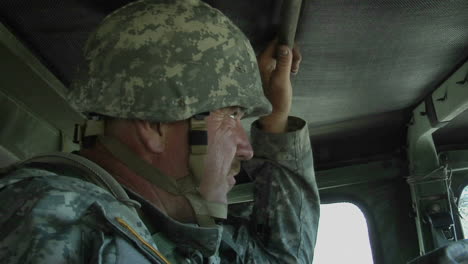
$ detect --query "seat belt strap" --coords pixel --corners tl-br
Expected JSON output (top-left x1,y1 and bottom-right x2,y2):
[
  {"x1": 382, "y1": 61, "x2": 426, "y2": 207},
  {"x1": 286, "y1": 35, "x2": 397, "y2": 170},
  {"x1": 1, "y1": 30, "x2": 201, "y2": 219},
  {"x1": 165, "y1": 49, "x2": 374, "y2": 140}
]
[{"x1": 6, "y1": 152, "x2": 140, "y2": 213}]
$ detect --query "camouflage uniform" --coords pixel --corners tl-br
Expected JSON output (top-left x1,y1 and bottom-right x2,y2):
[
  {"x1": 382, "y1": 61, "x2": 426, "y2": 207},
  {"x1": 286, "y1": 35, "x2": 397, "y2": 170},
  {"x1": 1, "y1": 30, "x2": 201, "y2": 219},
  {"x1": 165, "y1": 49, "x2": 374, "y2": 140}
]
[
  {"x1": 0, "y1": 0, "x2": 319, "y2": 263},
  {"x1": 0, "y1": 117, "x2": 319, "y2": 263}
]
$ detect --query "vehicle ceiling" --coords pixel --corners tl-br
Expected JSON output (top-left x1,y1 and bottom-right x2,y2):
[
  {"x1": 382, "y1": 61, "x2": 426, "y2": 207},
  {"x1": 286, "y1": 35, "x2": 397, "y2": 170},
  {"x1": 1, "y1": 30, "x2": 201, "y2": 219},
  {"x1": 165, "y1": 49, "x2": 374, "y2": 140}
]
[{"x1": 1, "y1": 0, "x2": 468, "y2": 168}]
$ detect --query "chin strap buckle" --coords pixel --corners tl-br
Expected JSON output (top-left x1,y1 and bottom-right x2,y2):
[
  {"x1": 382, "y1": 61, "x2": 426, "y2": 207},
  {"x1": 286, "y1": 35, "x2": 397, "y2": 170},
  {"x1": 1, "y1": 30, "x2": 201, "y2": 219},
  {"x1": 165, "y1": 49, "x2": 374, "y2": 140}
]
[{"x1": 73, "y1": 118, "x2": 105, "y2": 146}]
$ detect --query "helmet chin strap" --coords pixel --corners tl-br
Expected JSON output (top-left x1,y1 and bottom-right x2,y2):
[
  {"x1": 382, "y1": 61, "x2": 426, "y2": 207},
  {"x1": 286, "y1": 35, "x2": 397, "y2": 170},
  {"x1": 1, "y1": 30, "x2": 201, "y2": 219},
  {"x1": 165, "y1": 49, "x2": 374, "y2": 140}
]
[
  {"x1": 188, "y1": 113, "x2": 229, "y2": 226},
  {"x1": 80, "y1": 117, "x2": 227, "y2": 227}
]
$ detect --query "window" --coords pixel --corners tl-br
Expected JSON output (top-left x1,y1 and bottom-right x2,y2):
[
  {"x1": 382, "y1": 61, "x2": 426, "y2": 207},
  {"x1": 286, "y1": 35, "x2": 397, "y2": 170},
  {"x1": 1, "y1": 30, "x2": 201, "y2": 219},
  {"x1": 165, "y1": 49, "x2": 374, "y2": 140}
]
[
  {"x1": 314, "y1": 202, "x2": 373, "y2": 264},
  {"x1": 459, "y1": 186, "x2": 468, "y2": 239}
]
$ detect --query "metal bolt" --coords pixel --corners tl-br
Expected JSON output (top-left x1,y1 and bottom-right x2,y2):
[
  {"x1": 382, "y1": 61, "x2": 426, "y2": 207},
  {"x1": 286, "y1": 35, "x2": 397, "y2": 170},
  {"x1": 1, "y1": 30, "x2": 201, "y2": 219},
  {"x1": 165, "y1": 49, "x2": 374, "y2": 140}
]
[{"x1": 431, "y1": 203, "x2": 441, "y2": 213}]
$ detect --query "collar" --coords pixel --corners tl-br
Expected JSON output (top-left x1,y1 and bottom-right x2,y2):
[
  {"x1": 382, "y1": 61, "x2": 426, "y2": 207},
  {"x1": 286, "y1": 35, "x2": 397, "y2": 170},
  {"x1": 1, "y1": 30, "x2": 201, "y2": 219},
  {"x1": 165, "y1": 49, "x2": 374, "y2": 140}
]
[{"x1": 124, "y1": 187, "x2": 223, "y2": 257}]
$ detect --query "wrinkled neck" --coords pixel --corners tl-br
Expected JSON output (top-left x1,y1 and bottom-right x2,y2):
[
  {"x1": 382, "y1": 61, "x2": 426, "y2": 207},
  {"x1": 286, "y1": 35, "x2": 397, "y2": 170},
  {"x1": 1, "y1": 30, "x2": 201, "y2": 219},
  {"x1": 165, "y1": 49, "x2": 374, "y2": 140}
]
[{"x1": 79, "y1": 144, "x2": 196, "y2": 224}]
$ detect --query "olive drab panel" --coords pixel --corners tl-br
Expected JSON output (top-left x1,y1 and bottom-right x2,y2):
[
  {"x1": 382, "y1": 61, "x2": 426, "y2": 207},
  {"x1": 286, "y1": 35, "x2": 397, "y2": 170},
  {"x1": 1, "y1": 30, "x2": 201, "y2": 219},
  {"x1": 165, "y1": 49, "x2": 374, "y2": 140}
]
[
  {"x1": 0, "y1": 22, "x2": 83, "y2": 159},
  {"x1": 0, "y1": 145, "x2": 18, "y2": 167}
]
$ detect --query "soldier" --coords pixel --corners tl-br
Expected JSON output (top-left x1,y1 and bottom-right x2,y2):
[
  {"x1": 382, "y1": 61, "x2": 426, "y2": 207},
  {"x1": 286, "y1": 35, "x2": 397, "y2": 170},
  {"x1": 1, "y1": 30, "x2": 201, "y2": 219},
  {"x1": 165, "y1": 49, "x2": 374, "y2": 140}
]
[{"x1": 0, "y1": 0, "x2": 320, "y2": 263}]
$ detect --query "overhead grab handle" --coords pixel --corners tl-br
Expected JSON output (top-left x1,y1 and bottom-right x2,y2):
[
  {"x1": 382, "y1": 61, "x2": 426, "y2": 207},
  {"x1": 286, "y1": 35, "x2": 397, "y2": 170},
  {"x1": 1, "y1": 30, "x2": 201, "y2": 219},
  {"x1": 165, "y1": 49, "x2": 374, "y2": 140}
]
[{"x1": 278, "y1": 0, "x2": 303, "y2": 49}]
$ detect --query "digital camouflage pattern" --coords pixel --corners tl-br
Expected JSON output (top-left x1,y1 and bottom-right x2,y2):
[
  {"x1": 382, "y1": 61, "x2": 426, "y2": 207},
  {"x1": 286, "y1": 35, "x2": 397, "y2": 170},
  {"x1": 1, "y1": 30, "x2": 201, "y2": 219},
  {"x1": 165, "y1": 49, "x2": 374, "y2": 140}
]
[
  {"x1": 0, "y1": 166, "x2": 165, "y2": 263},
  {"x1": 0, "y1": 117, "x2": 320, "y2": 263},
  {"x1": 68, "y1": 0, "x2": 272, "y2": 122},
  {"x1": 222, "y1": 117, "x2": 320, "y2": 263}
]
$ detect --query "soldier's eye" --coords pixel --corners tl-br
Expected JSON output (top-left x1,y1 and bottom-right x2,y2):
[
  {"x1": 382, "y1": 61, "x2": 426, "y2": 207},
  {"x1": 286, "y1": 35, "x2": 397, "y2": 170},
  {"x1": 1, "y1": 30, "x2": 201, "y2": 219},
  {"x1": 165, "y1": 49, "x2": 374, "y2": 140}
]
[
  {"x1": 229, "y1": 112, "x2": 238, "y2": 119},
  {"x1": 227, "y1": 108, "x2": 245, "y2": 120}
]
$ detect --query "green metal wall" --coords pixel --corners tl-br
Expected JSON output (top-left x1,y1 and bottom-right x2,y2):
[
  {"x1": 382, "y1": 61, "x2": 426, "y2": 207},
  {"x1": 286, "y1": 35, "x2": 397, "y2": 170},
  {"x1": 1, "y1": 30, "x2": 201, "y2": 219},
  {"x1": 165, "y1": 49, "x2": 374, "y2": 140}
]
[
  {"x1": 316, "y1": 155, "x2": 468, "y2": 263},
  {"x1": 0, "y1": 23, "x2": 82, "y2": 159}
]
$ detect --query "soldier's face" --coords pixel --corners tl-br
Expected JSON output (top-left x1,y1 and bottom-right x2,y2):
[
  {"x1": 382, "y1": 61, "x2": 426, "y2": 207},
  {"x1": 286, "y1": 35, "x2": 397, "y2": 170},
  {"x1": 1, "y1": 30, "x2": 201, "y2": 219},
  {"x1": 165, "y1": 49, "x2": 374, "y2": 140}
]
[{"x1": 198, "y1": 107, "x2": 253, "y2": 204}]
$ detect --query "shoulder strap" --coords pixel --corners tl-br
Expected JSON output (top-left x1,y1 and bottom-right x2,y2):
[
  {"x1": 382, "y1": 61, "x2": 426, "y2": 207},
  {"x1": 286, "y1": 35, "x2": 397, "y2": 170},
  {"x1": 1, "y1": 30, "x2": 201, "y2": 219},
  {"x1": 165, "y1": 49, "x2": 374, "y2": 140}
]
[{"x1": 7, "y1": 152, "x2": 140, "y2": 213}]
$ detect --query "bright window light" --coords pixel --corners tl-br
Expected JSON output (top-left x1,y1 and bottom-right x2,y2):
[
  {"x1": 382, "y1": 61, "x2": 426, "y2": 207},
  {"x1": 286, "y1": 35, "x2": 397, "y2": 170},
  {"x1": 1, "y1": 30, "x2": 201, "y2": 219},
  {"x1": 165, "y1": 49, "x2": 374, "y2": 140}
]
[
  {"x1": 459, "y1": 186, "x2": 468, "y2": 239},
  {"x1": 314, "y1": 202, "x2": 373, "y2": 264}
]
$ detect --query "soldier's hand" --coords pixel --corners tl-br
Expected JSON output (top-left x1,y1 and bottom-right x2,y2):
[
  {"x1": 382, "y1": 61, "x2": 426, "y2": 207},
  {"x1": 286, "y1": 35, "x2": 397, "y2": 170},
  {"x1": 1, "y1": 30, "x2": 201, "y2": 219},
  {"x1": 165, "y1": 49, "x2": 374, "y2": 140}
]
[{"x1": 257, "y1": 40, "x2": 301, "y2": 133}]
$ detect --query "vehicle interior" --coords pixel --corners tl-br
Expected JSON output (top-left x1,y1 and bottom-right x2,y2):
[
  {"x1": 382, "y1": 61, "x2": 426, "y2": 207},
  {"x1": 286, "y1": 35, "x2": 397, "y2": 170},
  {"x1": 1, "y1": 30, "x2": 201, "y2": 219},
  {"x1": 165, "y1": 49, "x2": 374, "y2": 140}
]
[{"x1": 0, "y1": 0, "x2": 467, "y2": 263}]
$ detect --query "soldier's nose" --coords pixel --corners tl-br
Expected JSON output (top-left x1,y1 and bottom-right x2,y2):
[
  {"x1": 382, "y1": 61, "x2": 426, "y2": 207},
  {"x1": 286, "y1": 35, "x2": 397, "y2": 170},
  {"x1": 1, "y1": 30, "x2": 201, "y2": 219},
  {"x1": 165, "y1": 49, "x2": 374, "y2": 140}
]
[{"x1": 235, "y1": 124, "x2": 253, "y2": 160}]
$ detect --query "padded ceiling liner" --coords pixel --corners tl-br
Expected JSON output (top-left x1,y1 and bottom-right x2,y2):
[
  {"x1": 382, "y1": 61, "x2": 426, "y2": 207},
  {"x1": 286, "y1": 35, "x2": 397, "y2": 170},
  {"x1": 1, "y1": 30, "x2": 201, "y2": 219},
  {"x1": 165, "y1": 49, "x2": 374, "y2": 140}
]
[
  {"x1": 1, "y1": 0, "x2": 468, "y2": 166},
  {"x1": 292, "y1": 0, "x2": 468, "y2": 126}
]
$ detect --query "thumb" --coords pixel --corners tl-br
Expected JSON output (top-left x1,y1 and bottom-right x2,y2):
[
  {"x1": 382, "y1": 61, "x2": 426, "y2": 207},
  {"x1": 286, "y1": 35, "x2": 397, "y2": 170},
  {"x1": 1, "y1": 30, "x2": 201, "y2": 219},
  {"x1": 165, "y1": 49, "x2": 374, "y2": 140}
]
[{"x1": 275, "y1": 45, "x2": 293, "y2": 74}]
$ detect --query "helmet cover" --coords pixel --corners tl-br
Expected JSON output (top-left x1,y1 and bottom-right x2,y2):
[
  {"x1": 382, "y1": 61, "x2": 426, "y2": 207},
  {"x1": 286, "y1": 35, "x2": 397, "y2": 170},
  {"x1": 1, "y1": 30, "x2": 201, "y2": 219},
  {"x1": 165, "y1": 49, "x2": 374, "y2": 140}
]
[{"x1": 69, "y1": 0, "x2": 272, "y2": 122}]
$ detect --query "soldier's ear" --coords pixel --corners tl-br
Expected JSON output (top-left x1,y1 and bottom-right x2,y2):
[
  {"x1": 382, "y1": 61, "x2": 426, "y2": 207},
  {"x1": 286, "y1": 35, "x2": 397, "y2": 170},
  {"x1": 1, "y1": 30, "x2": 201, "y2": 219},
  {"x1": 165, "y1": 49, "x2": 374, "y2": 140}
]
[{"x1": 135, "y1": 120, "x2": 165, "y2": 154}]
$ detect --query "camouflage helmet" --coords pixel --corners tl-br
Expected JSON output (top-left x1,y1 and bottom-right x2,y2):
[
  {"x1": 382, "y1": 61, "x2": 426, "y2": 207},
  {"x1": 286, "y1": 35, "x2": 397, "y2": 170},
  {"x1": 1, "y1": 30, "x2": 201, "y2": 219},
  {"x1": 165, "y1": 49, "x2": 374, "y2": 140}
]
[{"x1": 69, "y1": 0, "x2": 272, "y2": 122}]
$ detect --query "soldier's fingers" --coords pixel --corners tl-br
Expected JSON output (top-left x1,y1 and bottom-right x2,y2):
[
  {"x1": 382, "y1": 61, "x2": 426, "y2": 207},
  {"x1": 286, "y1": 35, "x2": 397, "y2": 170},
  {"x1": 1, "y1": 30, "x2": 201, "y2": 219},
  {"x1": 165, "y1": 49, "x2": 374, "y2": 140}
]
[
  {"x1": 291, "y1": 43, "x2": 302, "y2": 75},
  {"x1": 274, "y1": 45, "x2": 293, "y2": 79},
  {"x1": 265, "y1": 39, "x2": 278, "y2": 58},
  {"x1": 258, "y1": 42, "x2": 278, "y2": 83},
  {"x1": 258, "y1": 39, "x2": 278, "y2": 64}
]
